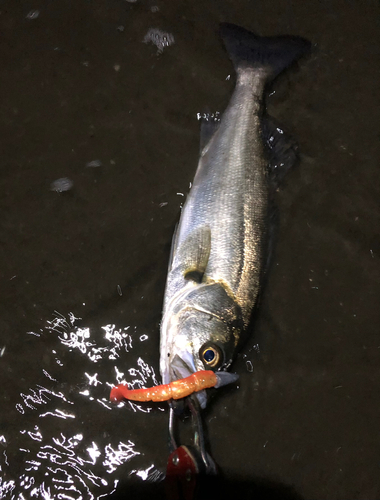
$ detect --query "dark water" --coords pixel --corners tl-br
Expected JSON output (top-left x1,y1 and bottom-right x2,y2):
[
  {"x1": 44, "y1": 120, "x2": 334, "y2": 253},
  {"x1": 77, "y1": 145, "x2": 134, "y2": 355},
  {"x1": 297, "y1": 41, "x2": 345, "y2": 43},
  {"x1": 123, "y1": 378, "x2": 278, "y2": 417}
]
[{"x1": 1, "y1": 1, "x2": 379, "y2": 498}]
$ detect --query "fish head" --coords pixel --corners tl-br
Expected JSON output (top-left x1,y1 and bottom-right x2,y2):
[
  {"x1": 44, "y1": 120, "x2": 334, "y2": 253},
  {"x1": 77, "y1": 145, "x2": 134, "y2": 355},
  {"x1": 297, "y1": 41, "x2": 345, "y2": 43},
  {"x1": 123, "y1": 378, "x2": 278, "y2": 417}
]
[{"x1": 160, "y1": 283, "x2": 243, "y2": 409}]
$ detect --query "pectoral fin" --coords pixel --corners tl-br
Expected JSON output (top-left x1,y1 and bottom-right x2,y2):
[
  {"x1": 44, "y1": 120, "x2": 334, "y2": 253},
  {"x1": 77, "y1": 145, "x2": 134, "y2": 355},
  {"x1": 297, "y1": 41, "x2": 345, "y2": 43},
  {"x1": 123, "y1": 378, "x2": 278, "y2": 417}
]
[{"x1": 177, "y1": 226, "x2": 211, "y2": 283}]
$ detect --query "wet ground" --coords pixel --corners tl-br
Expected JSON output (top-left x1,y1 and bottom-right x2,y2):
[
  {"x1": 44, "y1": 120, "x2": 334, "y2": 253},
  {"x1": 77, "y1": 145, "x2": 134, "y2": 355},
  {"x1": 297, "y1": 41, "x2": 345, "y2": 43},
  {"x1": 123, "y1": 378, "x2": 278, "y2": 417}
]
[{"x1": 1, "y1": 1, "x2": 380, "y2": 498}]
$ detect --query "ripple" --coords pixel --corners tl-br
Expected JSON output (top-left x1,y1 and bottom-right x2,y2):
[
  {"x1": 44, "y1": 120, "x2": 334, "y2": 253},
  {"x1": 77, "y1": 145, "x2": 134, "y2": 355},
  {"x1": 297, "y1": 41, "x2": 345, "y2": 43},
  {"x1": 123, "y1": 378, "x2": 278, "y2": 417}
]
[{"x1": 2, "y1": 310, "x2": 163, "y2": 499}]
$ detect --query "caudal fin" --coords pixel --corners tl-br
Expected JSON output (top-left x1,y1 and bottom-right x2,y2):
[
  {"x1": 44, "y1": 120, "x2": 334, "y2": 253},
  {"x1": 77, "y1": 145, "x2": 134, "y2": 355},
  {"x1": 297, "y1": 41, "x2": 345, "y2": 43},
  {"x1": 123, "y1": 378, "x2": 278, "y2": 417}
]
[{"x1": 220, "y1": 23, "x2": 311, "y2": 82}]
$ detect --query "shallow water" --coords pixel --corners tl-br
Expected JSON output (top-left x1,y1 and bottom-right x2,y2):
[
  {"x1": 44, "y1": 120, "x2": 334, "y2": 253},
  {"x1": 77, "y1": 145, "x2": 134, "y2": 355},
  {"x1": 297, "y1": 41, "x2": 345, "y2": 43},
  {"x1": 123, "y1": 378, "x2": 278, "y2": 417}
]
[{"x1": 1, "y1": 1, "x2": 380, "y2": 499}]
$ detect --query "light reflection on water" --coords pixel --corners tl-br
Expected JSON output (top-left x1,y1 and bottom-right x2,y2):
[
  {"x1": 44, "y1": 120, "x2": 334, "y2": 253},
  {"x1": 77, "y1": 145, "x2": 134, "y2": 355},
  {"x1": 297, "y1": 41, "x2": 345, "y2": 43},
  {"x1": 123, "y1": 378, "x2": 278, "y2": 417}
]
[{"x1": 0, "y1": 312, "x2": 163, "y2": 499}]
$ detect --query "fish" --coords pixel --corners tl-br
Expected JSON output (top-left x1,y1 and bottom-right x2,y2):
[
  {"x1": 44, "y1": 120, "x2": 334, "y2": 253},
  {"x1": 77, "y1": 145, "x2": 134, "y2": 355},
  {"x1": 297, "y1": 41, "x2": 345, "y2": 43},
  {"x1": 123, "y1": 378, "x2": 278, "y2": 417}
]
[
  {"x1": 158, "y1": 23, "x2": 311, "y2": 409},
  {"x1": 109, "y1": 24, "x2": 310, "y2": 409}
]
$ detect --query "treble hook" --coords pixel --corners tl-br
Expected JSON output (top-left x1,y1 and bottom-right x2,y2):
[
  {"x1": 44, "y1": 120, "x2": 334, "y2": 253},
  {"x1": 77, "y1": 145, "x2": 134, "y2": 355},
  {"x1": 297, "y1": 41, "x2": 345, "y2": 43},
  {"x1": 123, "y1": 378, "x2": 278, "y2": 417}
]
[{"x1": 165, "y1": 396, "x2": 217, "y2": 499}]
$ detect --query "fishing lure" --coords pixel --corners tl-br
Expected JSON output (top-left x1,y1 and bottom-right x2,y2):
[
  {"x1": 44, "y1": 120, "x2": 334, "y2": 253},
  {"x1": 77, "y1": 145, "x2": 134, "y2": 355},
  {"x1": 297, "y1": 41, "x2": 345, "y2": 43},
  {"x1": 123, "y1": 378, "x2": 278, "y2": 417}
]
[{"x1": 110, "y1": 370, "x2": 218, "y2": 403}]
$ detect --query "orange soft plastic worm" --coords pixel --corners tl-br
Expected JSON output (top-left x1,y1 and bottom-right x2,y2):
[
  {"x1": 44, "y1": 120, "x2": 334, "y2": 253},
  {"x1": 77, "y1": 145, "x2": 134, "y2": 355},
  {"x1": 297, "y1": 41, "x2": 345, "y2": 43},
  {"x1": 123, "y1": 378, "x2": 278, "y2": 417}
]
[{"x1": 110, "y1": 370, "x2": 217, "y2": 403}]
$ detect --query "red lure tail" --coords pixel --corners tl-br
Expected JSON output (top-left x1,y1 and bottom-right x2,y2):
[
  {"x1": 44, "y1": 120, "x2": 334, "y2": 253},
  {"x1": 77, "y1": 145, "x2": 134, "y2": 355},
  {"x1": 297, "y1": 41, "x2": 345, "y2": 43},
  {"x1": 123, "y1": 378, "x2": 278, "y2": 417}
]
[{"x1": 110, "y1": 370, "x2": 217, "y2": 403}]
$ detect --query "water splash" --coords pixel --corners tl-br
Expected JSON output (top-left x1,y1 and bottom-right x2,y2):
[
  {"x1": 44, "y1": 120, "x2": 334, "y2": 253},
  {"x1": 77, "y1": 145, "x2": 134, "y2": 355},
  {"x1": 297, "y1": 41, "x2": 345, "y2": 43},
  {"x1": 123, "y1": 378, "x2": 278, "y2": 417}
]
[
  {"x1": 50, "y1": 177, "x2": 73, "y2": 193},
  {"x1": 143, "y1": 28, "x2": 175, "y2": 54}
]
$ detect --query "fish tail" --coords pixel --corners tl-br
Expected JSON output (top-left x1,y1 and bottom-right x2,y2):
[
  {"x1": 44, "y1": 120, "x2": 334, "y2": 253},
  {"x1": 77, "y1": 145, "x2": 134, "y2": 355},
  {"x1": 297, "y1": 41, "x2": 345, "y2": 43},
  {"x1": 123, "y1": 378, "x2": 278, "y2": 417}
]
[{"x1": 220, "y1": 23, "x2": 311, "y2": 82}]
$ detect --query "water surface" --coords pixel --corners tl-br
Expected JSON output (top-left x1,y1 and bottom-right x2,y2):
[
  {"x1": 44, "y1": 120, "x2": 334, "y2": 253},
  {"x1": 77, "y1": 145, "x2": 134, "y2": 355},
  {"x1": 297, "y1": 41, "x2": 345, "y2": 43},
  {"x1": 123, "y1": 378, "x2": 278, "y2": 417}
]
[{"x1": 1, "y1": 1, "x2": 379, "y2": 498}]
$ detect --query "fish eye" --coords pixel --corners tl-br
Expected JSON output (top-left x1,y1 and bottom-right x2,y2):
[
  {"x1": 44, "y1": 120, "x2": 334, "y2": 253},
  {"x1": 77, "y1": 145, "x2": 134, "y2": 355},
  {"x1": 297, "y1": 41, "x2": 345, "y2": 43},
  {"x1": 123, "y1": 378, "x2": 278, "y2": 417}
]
[{"x1": 199, "y1": 342, "x2": 223, "y2": 369}]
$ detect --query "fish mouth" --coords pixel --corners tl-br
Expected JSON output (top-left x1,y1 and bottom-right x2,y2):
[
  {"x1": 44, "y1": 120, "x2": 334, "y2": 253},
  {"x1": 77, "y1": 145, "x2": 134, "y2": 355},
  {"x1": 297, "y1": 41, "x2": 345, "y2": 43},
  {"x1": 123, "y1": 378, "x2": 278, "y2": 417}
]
[
  {"x1": 166, "y1": 352, "x2": 239, "y2": 411},
  {"x1": 170, "y1": 352, "x2": 196, "y2": 380},
  {"x1": 169, "y1": 353, "x2": 208, "y2": 410}
]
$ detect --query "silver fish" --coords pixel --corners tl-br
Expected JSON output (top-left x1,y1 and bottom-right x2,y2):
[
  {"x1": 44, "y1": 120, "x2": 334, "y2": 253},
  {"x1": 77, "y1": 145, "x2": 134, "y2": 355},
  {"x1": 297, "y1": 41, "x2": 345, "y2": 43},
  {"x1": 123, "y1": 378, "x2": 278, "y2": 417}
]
[{"x1": 160, "y1": 24, "x2": 310, "y2": 408}]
